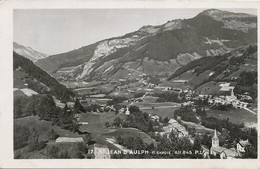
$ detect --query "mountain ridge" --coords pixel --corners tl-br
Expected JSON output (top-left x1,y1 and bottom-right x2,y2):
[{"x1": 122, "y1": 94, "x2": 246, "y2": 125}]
[
  {"x1": 13, "y1": 42, "x2": 48, "y2": 62},
  {"x1": 34, "y1": 9, "x2": 257, "y2": 82}
]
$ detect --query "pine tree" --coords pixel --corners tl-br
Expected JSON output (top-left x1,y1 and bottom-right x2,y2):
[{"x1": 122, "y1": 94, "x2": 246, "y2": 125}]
[{"x1": 73, "y1": 98, "x2": 85, "y2": 114}]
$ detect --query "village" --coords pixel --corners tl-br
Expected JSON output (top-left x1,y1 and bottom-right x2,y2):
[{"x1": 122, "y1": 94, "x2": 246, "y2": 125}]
[{"x1": 47, "y1": 73, "x2": 257, "y2": 159}]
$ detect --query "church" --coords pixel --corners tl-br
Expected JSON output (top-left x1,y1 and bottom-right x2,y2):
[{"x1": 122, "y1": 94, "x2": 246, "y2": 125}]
[{"x1": 210, "y1": 129, "x2": 238, "y2": 159}]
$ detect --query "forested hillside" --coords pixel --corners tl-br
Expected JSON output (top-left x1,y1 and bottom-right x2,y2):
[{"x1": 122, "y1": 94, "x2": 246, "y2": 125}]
[{"x1": 13, "y1": 52, "x2": 74, "y2": 102}]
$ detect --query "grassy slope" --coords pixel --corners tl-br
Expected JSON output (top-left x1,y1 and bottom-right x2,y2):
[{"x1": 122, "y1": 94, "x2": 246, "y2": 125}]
[
  {"x1": 14, "y1": 116, "x2": 81, "y2": 159},
  {"x1": 103, "y1": 128, "x2": 155, "y2": 145},
  {"x1": 13, "y1": 69, "x2": 28, "y2": 88},
  {"x1": 14, "y1": 116, "x2": 80, "y2": 140},
  {"x1": 206, "y1": 109, "x2": 257, "y2": 128}
]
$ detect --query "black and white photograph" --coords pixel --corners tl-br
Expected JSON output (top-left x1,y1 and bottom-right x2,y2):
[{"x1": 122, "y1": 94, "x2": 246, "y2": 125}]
[
  {"x1": 1, "y1": 1, "x2": 260, "y2": 168},
  {"x1": 12, "y1": 7, "x2": 258, "y2": 160}
]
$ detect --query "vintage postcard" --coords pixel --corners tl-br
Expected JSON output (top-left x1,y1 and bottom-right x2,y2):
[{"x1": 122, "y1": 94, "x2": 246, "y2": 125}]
[{"x1": 0, "y1": 0, "x2": 259, "y2": 168}]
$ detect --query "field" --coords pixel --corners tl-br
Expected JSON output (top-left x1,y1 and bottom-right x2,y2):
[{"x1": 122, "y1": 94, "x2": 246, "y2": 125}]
[
  {"x1": 142, "y1": 96, "x2": 158, "y2": 103},
  {"x1": 143, "y1": 107, "x2": 179, "y2": 119},
  {"x1": 206, "y1": 109, "x2": 257, "y2": 128},
  {"x1": 172, "y1": 70, "x2": 195, "y2": 81},
  {"x1": 78, "y1": 111, "x2": 155, "y2": 148},
  {"x1": 180, "y1": 120, "x2": 215, "y2": 135},
  {"x1": 78, "y1": 111, "x2": 127, "y2": 134},
  {"x1": 188, "y1": 70, "x2": 213, "y2": 88},
  {"x1": 134, "y1": 102, "x2": 180, "y2": 108},
  {"x1": 132, "y1": 101, "x2": 180, "y2": 119},
  {"x1": 109, "y1": 91, "x2": 134, "y2": 98},
  {"x1": 195, "y1": 81, "x2": 222, "y2": 95},
  {"x1": 103, "y1": 128, "x2": 155, "y2": 145},
  {"x1": 82, "y1": 98, "x2": 111, "y2": 106},
  {"x1": 158, "y1": 81, "x2": 190, "y2": 90}
]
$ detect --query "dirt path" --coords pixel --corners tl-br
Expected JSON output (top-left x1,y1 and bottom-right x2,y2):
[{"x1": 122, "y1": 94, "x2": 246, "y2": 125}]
[{"x1": 243, "y1": 107, "x2": 257, "y2": 115}]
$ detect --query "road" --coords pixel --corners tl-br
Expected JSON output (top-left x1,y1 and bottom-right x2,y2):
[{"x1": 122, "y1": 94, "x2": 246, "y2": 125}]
[
  {"x1": 243, "y1": 107, "x2": 257, "y2": 115},
  {"x1": 140, "y1": 105, "x2": 181, "y2": 110}
]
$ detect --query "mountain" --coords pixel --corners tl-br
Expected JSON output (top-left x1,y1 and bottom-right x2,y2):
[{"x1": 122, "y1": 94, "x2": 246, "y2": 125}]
[
  {"x1": 168, "y1": 43, "x2": 257, "y2": 89},
  {"x1": 35, "y1": 9, "x2": 257, "y2": 82},
  {"x1": 13, "y1": 52, "x2": 73, "y2": 102},
  {"x1": 13, "y1": 42, "x2": 48, "y2": 62}
]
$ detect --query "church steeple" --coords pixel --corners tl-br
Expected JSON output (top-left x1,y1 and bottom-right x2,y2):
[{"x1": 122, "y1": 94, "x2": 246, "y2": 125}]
[
  {"x1": 212, "y1": 129, "x2": 219, "y2": 148},
  {"x1": 231, "y1": 88, "x2": 234, "y2": 97}
]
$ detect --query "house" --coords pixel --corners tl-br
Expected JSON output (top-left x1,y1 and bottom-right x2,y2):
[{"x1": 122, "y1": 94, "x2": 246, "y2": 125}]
[
  {"x1": 191, "y1": 107, "x2": 197, "y2": 112},
  {"x1": 77, "y1": 125, "x2": 89, "y2": 135},
  {"x1": 237, "y1": 139, "x2": 250, "y2": 156},
  {"x1": 160, "y1": 119, "x2": 188, "y2": 138},
  {"x1": 93, "y1": 144, "x2": 111, "y2": 159},
  {"x1": 168, "y1": 119, "x2": 178, "y2": 124},
  {"x1": 240, "y1": 94, "x2": 253, "y2": 101},
  {"x1": 150, "y1": 114, "x2": 160, "y2": 122},
  {"x1": 201, "y1": 145, "x2": 210, "y2": 159},
  {"x1": 118, "y1": 108, "x2": 125, "y2": 114},
  {"x1": 125, "y1": 107, "x2": 130, "y2": 115}
]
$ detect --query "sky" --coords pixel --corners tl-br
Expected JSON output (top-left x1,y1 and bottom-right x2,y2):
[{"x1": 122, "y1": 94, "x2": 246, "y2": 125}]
[{"x1": 14, "y1": 8, "x2": 257, "y2": 55}]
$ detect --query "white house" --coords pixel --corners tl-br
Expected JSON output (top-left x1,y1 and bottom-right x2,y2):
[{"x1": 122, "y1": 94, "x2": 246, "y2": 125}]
[{"x1": 237, "y1": 139, "x2": 250, "y2": 156}]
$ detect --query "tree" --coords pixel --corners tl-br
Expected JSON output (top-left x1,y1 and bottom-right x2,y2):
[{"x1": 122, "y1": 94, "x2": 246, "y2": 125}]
[
  {"x1": 147, "y1": 121, "x2": 154, "y2": 133},
  {"x1": 163, "y1": 117, "x2": 169, "y2": 124},
  {"x1": 48, "y1": 145, "x2": 60, "y2": 159},
  {"x1": 60, "y1": 149, "x2": 70, "y2": 159},
  {"x1": 193, "y1": 136, "x2": 202, "y2": 151},
  {"x1": 105, "y1": 122, "x2": 110, "y2": 128},
  {"x1": 129, "y1": 106, "x2": 141, "y2": 114},
  {"x1": 201, "y1": 134, "x2": 212, "y2": 150},
  {"x1": 83, "y1": 134, "x2": 92, "y2": 145},
  {"x1": 243, "y1": 145, "x2": 257, "y2": 159},
  {"x1": 47, "y1": 129, "x2": 59, "y2": 140},
  {"x1": 113, "y1": 117, "x2": 122, "y2": 127},
  {"x1": 28, "y1": 127, "x2": 40, "y2": 151}
]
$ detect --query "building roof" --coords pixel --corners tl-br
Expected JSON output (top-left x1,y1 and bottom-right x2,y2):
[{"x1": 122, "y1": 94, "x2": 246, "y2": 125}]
[
  {"x1": 78, "y1": 125, "x2": 88, "y2": 133},
  {"x1": 219, "y1": 83, "x2": 230, "y2": 87},
  {"x1": 239, "y1": 139, "x2": 250, "y2": 147},
  {"x1": 222, "y1": 148, "x2": 238, "y2": 157},
  {"x1": 168, "y1": 119, "x2": 178, "y2": 124},
  {"x1": 220, "y1": 86, "x2": 234, "y2": 91},
  {"x1": 55, "y1": 137, "x2": 84, "y2": 143},
  {"x1": 211, "y1": 146, "x2": 226, "y2": 153}
]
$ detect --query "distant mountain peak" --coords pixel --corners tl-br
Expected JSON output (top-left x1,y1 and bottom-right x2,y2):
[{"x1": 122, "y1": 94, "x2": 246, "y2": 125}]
[
  {"x1": 199, "y1": 8, "x2": 255, "y2": 19},
  {"x1": 13, "y1": 42, "x2": 48, "y2": 62}
]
